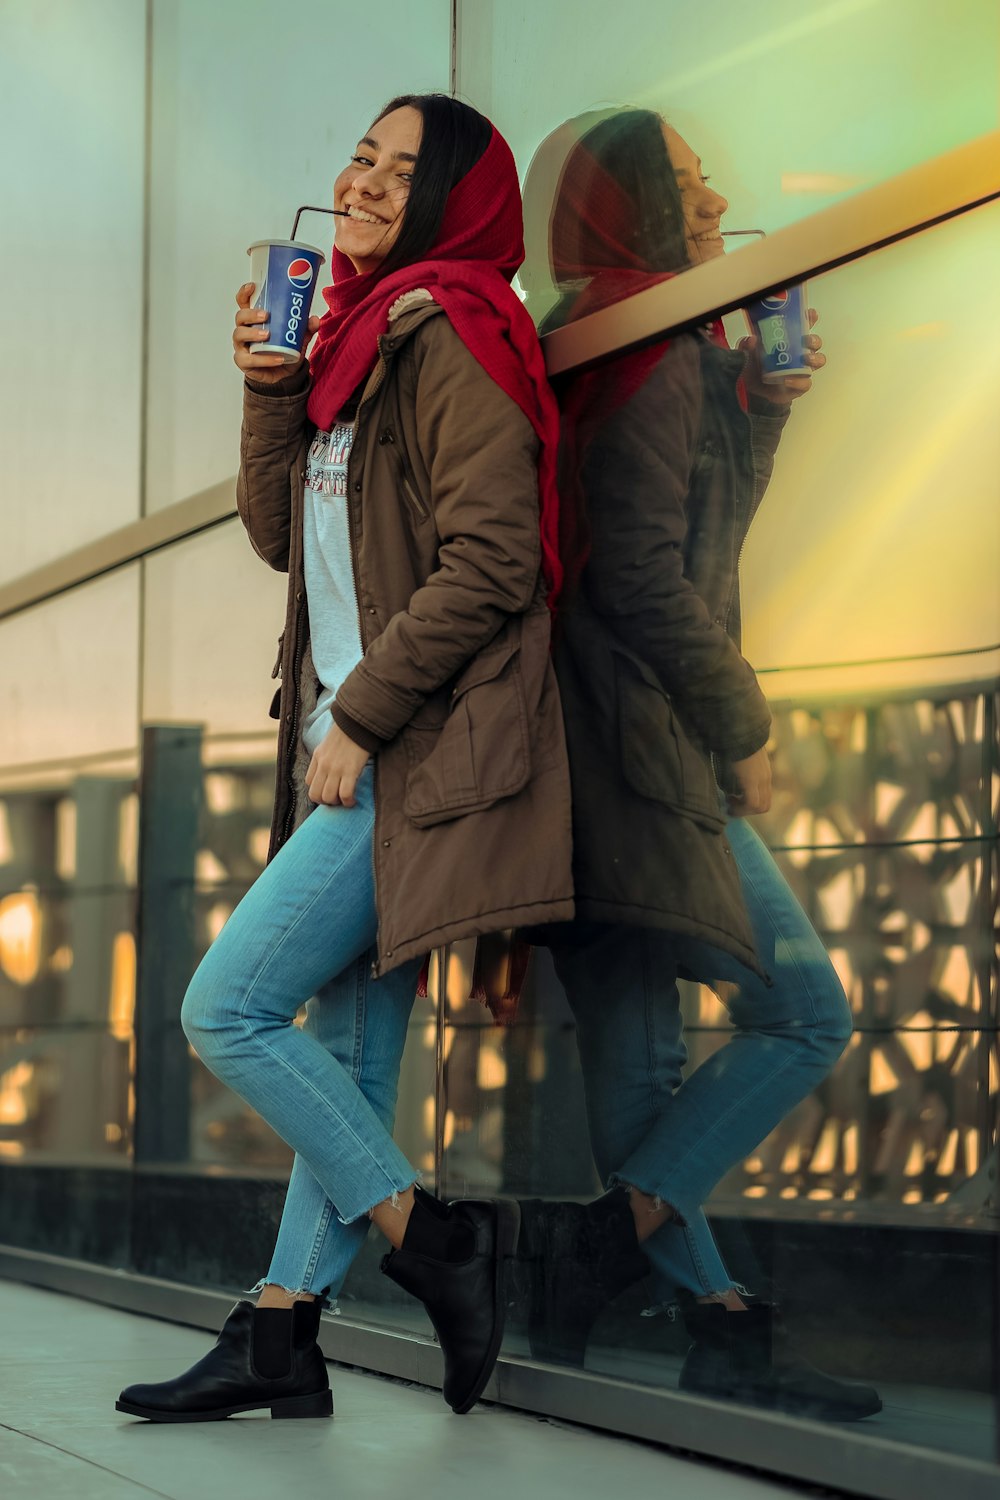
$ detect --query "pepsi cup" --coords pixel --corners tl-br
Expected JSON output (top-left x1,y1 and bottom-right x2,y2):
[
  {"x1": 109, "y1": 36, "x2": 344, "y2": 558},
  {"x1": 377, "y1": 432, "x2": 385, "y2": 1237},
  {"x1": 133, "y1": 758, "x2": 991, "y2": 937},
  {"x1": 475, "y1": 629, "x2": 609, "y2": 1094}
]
[
  {"x1": 744, "y1": 283, "x2": 810, "y2": 382},
  {"x1": 247, "y1": 240, "x2": 326, "y2": 363}
]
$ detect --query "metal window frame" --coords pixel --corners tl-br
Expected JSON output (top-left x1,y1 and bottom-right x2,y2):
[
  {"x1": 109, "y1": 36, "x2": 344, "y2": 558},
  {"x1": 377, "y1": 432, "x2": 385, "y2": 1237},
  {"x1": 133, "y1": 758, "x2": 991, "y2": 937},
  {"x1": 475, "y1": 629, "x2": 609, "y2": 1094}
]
[{"x1": 0, "y1": 130, "x2": 997, "y2": 628}]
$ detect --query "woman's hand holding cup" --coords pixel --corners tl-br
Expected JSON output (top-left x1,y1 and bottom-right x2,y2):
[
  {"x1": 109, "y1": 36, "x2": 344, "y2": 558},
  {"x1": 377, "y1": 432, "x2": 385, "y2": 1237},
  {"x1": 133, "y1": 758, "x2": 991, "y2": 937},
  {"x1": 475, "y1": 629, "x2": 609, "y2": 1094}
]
[{"x1": 233, "y1": 283, "x2": 321, "y2": 383}]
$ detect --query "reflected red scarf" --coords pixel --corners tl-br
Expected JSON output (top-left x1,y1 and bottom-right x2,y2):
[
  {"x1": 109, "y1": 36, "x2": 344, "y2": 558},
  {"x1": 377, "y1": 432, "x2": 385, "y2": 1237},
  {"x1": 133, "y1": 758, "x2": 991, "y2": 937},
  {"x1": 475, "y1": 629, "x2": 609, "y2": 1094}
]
[
  {"x1": 307, "y1": 128, "x2": 562, "y2": 608},
  {"x1": 549, "y1": 138, "x2": 738, "y2": 597}
]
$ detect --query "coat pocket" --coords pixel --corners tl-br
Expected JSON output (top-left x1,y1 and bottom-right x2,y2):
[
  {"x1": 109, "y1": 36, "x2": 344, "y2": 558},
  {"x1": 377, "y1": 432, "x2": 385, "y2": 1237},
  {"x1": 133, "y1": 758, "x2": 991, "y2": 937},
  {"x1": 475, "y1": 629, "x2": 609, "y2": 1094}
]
[
  {"x1": 403, "y1": 635, "x2": 530, "y2": 827},
  {"x1": 614, "y1": 652, "x2": 725, "y2": 831}
]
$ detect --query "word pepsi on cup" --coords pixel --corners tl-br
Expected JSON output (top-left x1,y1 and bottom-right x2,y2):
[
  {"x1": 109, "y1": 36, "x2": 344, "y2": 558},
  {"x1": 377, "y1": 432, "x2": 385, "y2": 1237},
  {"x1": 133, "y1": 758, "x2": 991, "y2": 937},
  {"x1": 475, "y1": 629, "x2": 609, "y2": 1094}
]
[
  {"x1": 247, "y1": 240, "x2": 326, "y2": 363},
  {"x1": 744, "y1": 283, "x2": 810, "y2": 382}
]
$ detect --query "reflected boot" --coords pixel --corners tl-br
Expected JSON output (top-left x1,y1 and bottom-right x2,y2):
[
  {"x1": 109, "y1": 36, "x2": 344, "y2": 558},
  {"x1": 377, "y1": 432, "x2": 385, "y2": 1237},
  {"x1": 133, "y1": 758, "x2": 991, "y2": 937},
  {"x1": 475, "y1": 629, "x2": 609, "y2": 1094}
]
[
  {"x1": 679, "y1": 1302, "x2": 882, "y2": 1421},
  {"x1": 380, "y1": 1185, "x2": 520, "y2": 1414},
  {"x1": 115, "y1": 1299, "x2": 333, "y2": 1422},
  {"x1": 518, "y1": 1188, "x2": 650, "y2": 1367}
]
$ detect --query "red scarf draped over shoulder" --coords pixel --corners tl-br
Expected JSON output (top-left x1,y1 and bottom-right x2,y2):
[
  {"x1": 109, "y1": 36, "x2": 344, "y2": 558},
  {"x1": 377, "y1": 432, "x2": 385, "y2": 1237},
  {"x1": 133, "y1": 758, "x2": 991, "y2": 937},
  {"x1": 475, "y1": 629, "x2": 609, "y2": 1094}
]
[{"x1": 306, "y1": 127, "x2": 562, "y2": 608}]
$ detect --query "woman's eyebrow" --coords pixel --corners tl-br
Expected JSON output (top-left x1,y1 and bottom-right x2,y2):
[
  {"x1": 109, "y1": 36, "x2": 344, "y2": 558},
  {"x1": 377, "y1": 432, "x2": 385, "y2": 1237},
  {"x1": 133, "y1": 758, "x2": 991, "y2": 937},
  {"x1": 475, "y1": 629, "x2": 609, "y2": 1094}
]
[{"x1": 358, "y1": 135, "x2": 419, "y2": 164}]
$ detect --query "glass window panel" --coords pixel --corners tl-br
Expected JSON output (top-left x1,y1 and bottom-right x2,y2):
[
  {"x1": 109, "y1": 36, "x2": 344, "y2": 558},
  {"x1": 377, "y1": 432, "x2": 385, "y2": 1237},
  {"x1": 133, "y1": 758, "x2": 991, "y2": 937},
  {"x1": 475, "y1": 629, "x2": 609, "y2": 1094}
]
[
  {"x1": 0, "y1": 0, "x2": 145, "y2": 584},
  {"x1": 144, "y1": 0, "x2": 452, "y2": 512},
  {"x1": 142, "y1": 519, "x2": 287, "y2": 740},
  {"x1": 466, "y1": 146, "x2": 998, "y2": 1457},
  {"x1": 0, "y1": 569, "x2": 140, "y2": 772},
  {"x1": 459, "y1": 0, "x2": 999, "y2": 326}
]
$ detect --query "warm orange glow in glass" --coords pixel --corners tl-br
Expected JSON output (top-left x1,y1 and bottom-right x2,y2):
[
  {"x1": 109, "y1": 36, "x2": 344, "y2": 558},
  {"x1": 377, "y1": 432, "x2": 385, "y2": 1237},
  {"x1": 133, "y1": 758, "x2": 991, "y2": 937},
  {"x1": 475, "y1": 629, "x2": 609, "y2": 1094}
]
[{"x1": 0, "y1": 891, "x2": 42, "y2": 985}]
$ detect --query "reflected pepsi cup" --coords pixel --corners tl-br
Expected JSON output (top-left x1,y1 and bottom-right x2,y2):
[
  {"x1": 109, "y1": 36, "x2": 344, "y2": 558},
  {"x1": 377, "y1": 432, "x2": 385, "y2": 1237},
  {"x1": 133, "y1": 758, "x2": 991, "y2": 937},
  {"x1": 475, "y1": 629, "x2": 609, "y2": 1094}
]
[
  {"x1": 744, "y1": 283, "x2": 810, "y2": 382},
  {"x1": 247, "y1": 240, "x2": 326, "y2": 363}
]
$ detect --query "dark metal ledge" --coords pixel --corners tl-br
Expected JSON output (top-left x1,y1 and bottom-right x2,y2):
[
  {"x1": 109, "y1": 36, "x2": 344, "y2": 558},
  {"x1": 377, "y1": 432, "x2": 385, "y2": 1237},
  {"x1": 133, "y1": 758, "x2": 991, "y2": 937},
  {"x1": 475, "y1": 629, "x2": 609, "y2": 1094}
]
[{"x1": 2, "y1": 1244, "x2": 996, "y2": 1500}]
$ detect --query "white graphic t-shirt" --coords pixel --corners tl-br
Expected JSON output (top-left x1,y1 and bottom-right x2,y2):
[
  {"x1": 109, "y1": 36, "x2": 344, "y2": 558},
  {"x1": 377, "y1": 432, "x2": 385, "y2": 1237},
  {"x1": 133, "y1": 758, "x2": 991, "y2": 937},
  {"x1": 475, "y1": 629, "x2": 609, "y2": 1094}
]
[{"x1": 300, "y1": 422, "x2": 364, "y2": 757}]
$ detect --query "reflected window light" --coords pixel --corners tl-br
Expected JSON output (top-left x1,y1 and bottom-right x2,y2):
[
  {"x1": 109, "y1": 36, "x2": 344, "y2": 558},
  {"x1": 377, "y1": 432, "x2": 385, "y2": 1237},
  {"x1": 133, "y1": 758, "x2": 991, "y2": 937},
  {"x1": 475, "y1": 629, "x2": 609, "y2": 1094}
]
[
  {"x1": 196, "y1": 851, "x2": 229, "y2": 885},
  {"x1": 781, "y1": 172, "x2": 864, "y2": 194},
  {"x1": 50, "y1": 944, "x2": 73, "y2": 974},
  {"x1": 56, "y1": 798, "x2": 77, "y2": 880},
  {"x1": 206, "y1": 902, "x2": 231, "y2": 943},
  {"x1": 743, "y1": 1185, "x2": 767, "y2": 1199},
  {"x1": 808, "y1": 1120, "x2": 840, "y2": 1175},
  {"x1": 443, "y1": 1109, "x2": 456, "y2": 1151},
  {"x1": 105, "y1": 1122, "x2": 123, "y2": 1144},
  {"x1": 248, "y1": 827, "x2": 271, "y2": 867},
  {"x1": 936, "y1": 1129, "x2": 960, "y2": 1178},
  {"x1": 422, "y1": 1095, "x2": 435, "y2": 1139},
  {"x1": 0, "y1": 891, "x2": 42, "y2": 985},
  {"x1": 869, "y1": 1054, "x2": 898, "y2": 1095},
  {"x1": 477, "y1": 1046, "x2": 507, "y2": 1092},
  {"x1": 0, "y1": 803, "x2": 11, "y2": 866},
  {"x1": 205, "y1": 773, "x2": 240, "y2": 815},
  {"x1": 0, "y1": 1061, "x2": 33, "y2": 1125},
  {"x1": 0, "y1": 1141, "x2": 25, "y2": 1159},
  {"x1": 119, "y1": 793, "x2": 139, "y2": 886},
  {"x1": 108, "y1": 931, "x2": 136, "y2": 1042},
  {"x1": 528, "y1": 1042, "x2": 547, "y2": 1084},
  {"x1": 904, "y1": 1141, "x2": 926, "y2": 1178}
]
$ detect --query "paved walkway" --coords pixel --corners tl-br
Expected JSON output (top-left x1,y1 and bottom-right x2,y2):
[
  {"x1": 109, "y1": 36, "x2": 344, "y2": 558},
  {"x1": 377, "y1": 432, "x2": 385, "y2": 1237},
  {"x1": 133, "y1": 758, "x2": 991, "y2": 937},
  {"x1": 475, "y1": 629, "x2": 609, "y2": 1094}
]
[{"x1": 0, "y1": 1281, "x2": 810, "y2": 1500}]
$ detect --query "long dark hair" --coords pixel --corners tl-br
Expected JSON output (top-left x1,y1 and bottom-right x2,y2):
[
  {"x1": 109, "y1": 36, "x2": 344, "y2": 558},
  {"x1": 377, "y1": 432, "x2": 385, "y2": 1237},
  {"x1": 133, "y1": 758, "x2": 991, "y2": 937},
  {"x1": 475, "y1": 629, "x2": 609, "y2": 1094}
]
[
  {"x1": 579, "y1": 109, "x2": 690, "y2": 274},
  {"x1": 367, "y1": 93, "x2": 492, "y2": 280}
]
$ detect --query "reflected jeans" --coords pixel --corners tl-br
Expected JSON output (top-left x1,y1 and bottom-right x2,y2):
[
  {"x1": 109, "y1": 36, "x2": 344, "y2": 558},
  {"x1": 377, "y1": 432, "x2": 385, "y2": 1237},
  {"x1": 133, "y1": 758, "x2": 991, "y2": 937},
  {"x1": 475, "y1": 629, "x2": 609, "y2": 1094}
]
[
  {"x1": 180, "y1": 765, "x2": 421, "y2": 1300},
  {"x1": 550, "y1": 814, "x2": 853, "y2": 1301}
]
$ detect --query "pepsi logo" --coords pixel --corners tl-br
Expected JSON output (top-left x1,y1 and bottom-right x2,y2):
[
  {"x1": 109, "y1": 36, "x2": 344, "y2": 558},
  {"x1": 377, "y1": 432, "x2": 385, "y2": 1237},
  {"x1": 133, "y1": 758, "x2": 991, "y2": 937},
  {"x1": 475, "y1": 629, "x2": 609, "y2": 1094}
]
[
  {"x1": 287, "y1": 258, "x2": 314, "y2": 289},
  {"x1": 761, "y1": 290, "x2": 790, "y2": 310}
]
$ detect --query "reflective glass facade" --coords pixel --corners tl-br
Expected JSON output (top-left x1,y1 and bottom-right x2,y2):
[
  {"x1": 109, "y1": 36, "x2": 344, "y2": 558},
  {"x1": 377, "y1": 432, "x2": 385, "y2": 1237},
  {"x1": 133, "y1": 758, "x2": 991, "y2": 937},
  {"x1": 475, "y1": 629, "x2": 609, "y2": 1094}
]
[{"x1": 1, "y1": 2, "x2": 997, "y2": 1493}]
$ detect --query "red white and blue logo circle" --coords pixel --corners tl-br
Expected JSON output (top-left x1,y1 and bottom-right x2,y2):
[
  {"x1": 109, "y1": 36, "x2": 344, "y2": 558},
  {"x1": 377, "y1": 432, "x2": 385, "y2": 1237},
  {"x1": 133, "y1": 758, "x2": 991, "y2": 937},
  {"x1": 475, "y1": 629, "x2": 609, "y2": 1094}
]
[
  {"x1": 287, "y1": 258, "x2": 314, "y2": 288},
  {"x1": 761, "y1": 290, "x2": 790, "y2": 310}
]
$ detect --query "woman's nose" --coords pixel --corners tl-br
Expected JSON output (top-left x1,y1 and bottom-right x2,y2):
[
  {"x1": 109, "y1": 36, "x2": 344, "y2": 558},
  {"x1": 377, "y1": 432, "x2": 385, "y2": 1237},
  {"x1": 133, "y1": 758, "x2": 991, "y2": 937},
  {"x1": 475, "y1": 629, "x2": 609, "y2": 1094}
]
[
  {"x1": 351, "y1": 166, "x2": 385, "y2": 198},
  {"x1": 703, "y1": 186, "x2": 729, "y2": 219}
]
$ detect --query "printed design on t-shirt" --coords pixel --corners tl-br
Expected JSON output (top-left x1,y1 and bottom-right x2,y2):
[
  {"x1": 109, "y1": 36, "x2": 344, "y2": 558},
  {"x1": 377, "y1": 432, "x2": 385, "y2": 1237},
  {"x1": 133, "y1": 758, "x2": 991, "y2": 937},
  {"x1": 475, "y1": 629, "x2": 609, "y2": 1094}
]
[{"x1": 306, "y1": 422, "x2": 353, "y2": 498}]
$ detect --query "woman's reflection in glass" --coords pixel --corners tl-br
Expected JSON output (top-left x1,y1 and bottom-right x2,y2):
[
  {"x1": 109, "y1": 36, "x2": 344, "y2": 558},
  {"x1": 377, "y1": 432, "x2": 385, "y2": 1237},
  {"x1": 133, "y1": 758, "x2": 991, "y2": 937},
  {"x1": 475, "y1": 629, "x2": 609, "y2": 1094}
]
[{"x1": 520, "y1": 108, "x2": 881, "y2": 1421}]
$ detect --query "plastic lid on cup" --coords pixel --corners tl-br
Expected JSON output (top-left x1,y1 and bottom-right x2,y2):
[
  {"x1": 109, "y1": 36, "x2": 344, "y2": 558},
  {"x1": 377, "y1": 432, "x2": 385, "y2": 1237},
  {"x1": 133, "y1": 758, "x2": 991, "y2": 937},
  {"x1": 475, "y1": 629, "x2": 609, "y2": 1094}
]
[{"x1": 247, "y1": 239, "x2": 326, "y2": 261}]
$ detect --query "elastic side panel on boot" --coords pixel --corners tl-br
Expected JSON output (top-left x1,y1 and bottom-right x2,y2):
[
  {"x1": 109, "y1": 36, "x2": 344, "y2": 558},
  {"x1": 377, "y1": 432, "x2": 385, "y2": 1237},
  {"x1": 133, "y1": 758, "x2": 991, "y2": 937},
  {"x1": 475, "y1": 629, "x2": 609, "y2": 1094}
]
[{"x1": 251, "y1": 1308, "x2": 295, "y2": 1380}]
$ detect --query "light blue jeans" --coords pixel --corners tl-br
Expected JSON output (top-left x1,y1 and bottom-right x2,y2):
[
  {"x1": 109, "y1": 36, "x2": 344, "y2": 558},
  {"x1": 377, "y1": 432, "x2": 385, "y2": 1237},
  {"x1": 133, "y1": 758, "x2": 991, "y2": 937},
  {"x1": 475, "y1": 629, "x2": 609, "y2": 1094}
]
[
  {"x1": 550, "y1": 814, "x2": 853, "y2": 1301},
  {"x1": 181, "y1": 765, "x2": 422, "y2": 1301}
]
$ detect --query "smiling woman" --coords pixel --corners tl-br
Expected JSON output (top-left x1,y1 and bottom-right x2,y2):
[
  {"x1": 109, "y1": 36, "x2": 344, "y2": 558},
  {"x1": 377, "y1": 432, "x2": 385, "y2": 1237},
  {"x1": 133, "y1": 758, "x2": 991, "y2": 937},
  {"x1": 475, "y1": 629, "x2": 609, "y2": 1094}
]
[
  {"x1": 115, "y1": 92, "x2": 574, "y2": 1428},
  {"x1": 334, "y1": 94, "x2": 494, "y2": 277}
]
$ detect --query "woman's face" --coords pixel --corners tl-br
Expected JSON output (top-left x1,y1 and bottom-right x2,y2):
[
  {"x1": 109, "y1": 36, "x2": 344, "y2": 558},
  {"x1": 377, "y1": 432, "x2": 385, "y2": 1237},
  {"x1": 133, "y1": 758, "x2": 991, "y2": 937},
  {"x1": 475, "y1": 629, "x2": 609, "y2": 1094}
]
[
  {"x1": 333, "y1": 106, "x2": 423, "y2": 273},
  {"x1": 662, "y1": 124, "x2": 730, "y2": 266}
]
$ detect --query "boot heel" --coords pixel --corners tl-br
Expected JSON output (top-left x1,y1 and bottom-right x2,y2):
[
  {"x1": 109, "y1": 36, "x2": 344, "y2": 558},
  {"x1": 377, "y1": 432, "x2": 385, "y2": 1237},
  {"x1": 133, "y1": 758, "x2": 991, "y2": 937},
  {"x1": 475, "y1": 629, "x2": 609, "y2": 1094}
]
[{"x1": 270, "y1": 1389, "x2": 334, "y2": 1420}]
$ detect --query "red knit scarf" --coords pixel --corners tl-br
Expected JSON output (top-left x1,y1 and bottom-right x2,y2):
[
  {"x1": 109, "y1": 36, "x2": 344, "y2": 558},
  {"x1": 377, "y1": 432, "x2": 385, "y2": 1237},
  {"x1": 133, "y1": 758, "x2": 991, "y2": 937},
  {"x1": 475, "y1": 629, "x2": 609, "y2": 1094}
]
[{"x1": 306, "y1": 128, "x2": 562, "y2": 608}]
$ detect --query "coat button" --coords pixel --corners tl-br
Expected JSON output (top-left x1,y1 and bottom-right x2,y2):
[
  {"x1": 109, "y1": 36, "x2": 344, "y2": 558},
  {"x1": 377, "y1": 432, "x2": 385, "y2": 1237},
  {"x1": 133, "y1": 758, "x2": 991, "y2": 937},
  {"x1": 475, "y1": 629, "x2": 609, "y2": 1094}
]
[
  {"x1": 296, "y1": 591, "x2": 303, "y2": 602},
  {"x1": 285, "y1": 713, "x2": 293, "y2": 723},
  {"x1": 382, "y1": 839, "x2": 391, "y2": 848},
  {"x1": 354, "y1": 480, "x2": 362, "y2": 492},
  {"x1": 368, "y1": 607, "x2": 377, "y2": 615}
]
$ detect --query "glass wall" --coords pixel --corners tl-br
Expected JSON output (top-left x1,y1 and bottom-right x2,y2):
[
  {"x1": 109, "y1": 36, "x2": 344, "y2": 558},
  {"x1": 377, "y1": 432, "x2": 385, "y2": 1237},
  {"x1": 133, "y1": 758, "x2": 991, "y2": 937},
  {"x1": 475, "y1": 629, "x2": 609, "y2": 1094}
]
[{"x1": 1, "y1": 0, "x2": 998, "y2": 1492}]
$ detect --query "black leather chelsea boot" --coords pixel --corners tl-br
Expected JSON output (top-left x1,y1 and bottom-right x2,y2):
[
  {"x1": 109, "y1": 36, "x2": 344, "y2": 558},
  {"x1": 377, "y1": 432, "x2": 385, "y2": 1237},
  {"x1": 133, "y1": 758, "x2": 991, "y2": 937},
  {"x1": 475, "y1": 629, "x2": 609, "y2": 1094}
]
[
  {"x1": 380, "y1": 1187, "x2": 520, "y2": 1414},
  {"x1": 517, "y1": 1188, "x2": 650, "y2": 1367},
  {"x1": 116, "y1": 1298, "x2": 333, "y2": 1422}
]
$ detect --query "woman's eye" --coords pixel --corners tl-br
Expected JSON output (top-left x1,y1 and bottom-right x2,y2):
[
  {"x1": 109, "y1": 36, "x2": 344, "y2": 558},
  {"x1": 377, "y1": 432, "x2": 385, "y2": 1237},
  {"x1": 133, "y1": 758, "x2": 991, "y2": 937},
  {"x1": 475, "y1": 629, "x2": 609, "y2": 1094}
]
[{"x1": 351, "y1": 154, "x2": 374, "y2": 167}]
